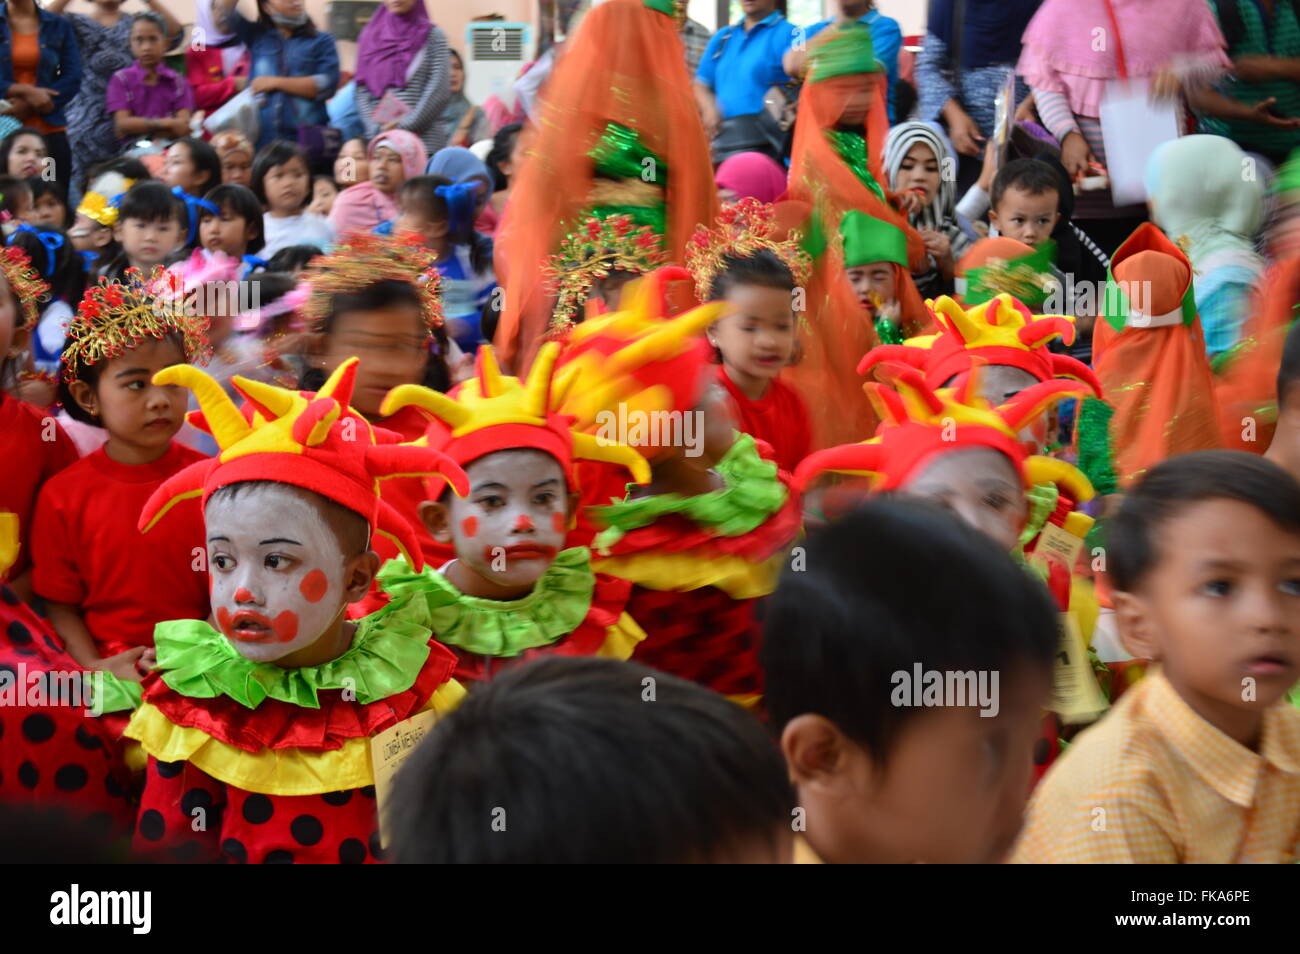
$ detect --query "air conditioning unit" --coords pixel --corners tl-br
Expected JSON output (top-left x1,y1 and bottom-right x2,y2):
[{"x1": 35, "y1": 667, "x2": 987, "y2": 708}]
[
  {"x1": 464, "y1": 22, "x2": 533, "y2": 112},
  {"x1": 327, "y1": 1, "x2": 380, "y2": 42}
]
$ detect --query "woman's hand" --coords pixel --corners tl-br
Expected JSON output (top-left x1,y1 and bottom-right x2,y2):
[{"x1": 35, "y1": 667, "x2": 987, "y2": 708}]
[
  {"x1": 16, "y1": 86, "x2": 60, "y2": 114},
  {"x1": 1014, "y1": 91, "x2": 1037, "y2": 124},
  {"x1": 250, "y1": 75, "x2": 281, "y2": 94},
  {"x1": 1247, "y1": 97, "x2": 1300, "y2": 128},
  {"x1": 944, "y1": 101, "x2": 984, "y2": 157},
  {"x1": 1060, "y1": 130, "x2": 1094, "y2": 178},
  {"x1": 897, "y1": 189, "x2": 927, "y2": 215},
  {"x1": 919, "y1": 227, "x2": 953, "y2": 272}
]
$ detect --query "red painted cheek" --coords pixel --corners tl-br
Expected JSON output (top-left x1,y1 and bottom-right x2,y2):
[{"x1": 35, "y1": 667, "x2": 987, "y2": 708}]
[
  {"x1": 234, "y1": 587, "x2": 255, "y2": 603},
  {"x1": 215, "y1": 606, "x2": 232, "y2": 634},
  {"x1": 271, "y1": 610, "x2": 299, "y2": 642},
  {"x1": 551, "y1": 512, "x2": 566, "y2": 533},
  {"x1": 460, "y1": 516, "x2": 478, "y2": 538},
  {"x1": 299, "y1": 569, "x2": 329, "y2": 603}
]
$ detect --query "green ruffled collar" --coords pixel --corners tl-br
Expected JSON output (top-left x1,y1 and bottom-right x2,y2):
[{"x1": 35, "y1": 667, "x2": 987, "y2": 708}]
[
  {"x1": 826, "y1": 129, "x2": 887, "y2": 202},
  {"x1": 377, "y1": 547, "x2": 597, "y2": 658},
  {"x1": 153, "y1": 595, "x2": 434, "y2": 710},
  {"x1": 592, "y1": 433, "x2": 788, "y2": 548}
]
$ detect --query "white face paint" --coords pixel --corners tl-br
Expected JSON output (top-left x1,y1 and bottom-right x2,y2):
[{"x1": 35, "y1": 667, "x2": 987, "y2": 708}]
[{"x1": 204, "y1": 484, "x2": 355, "y2": 663}]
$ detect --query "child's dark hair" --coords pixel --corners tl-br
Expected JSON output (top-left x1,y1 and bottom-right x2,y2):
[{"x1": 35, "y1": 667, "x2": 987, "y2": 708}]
[
  {"x1": 707, "y1": 247, "x2": 797, "y2": 302},
  {"x1": 200, "y1": 183, "x2": 265, "y2": 254},
  {"x1": 991, "y1": 157, "x2": 1063, "y2": 211},
  {"x1": 400, "y1": 174, "x2": 493, "y2": 274},
  {"x1": 130, "y1": 9, "x2": 168, "y2": 36},
  {"x1": 1106, "y1": 450, "x2": 1300, "y2": 593},
  {"x1": 0, "y1": 175, "x2": 33, "y2": 218},
  {"x1": 486, "y1": 122, "x2": 522, "y2": 192},
  {"x1": 171, "y1": 138, "x2": 223, "y2": 197},
  {"x1": 250, "y1": 140, "x2": 310, "y2": 209},
  {"x1": 95, "y1": 182, "x2": 186, "y2": 280},
  {"x1": 207, "y1": 481, "x2": 370, "y2": 556},
  {"x1": 266, "y1": 243, "x2": 323, "y2": 273},
  {"x1": 387, "y1": 656, "x2": 794, "y2": 864},
  {"x1": 761, "y1": 498, "x2": 1059, "y2": 757},
  {"x1": 58, "y1": 329, "x2": 187, "y2": 426},
  {"x1": 254, "y1": 0, "x2": 317, "y2": 37},
  {"x1": 79, "y1": 156, "x2": 152, "y2": 198},
  {"x1": 1277, "y1": 318, "x2": 1300, "y2": 411},
  {"x1": 298, "y1": 279, "x2": 451, "y2": 393},
  {"x1": 26, "y1": 177, "x2": 70, "y2": 227},
  {"x1": 0, "y1": 127, "x2": 47, "y2": 176},
  {"x1": 8, "y1": 224, "x2": 85, "y2": 305}
]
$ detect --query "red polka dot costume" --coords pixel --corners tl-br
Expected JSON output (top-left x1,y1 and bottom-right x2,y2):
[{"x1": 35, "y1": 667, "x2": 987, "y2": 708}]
[{"x1": 123, "y1": 359, "x2": 470, "y2": 863}]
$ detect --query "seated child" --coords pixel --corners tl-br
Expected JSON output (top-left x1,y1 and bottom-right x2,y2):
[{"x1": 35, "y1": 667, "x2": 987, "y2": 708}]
[
  {"x1": 70, "y1": 169, "x2": 139, "y2": 273},
  {"x1": 686, "y1": 199, "x2": 813, "y2": 474},
  {"x1": 308, "y1": 175, "x2": 339, "y2": 219},
  {"x1": 161, "y1": 138, "x2": 221, "y2": 201},
  {"x1": 33, "y1": 269, "x2": 210, "y2": 712},
  {"x1": 989, "y1": 158, "x2": 1062, "y2": 248},
  {"x1": 388, "y1": 657, "x2": 795, "y2": 863},
  {"x1": 388, "y1": 174, "x2": 496, "y2": 353},
  {"x1": 125, "y1": 359, "x2": 471, "y2": 864},
  {"x1": 99, "y1": 182, "x2": 186, "y2": 282},
  {"x1": 1013, "y1": 451, "x2": 1300, "y2": 863},
  {"x1": 195, "y1": 183, "x2": 264, "y2": 267},
  {"x1": 0, "y1": 176, "x2": 33, "y2": 234},
  {"x1": 210, "y1": 131, "x2": 254, "y2": 188},
  {"x1": 372, "y1": 342, "x2": 651, "y2": 682},
  {"x1": 252, "y1": 141, "x2": 335, "y2": 258},
  {"x1": 762, "y1": 496, "x2": 1060, "y2": 863},
  {"x1": 7, "y1": 222, "x2": 85, "y2": 382},
  {"x1": 25, "y1": 178, "x2": 70, "y2": 229},
  {"x1": 106, "y1": 13, "x2": 194, "y2": 148},
  {"x1": 839, "y1": 209, "x2": 929, "y2": 344}
]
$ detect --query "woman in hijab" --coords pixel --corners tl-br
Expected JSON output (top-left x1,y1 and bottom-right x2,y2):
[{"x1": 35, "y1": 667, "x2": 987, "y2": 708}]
[
  {"x1": 883, "y1": 120, "x2": 974, "y2": 299},
  {"x1": 433, "y1": 49, "x2": 491, "y2": 150},
  {"x1": 327, "y1": 129, "x2": 427, "y2": 234},
  {"x1": 715, "y1": 152, "x2": 787, "y2": 205},
  {"x1": 1146, "y1": 134, "x2": 1265, "y2": 359},
  {"x1": 354, "y1": 0, "x2": 452, "y2": 158}
]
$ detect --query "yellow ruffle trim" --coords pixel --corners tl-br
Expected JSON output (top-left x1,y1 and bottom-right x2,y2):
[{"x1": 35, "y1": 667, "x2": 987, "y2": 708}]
[
  {"x1": 596, "y1": 612, "x2": 648, "y2": 659},
  {"x1": 123, "y1": 679, "x2": 467, "y2": 797},
  {"x1": 592, "y1": 551, "x2": 782, "y2": 599}
]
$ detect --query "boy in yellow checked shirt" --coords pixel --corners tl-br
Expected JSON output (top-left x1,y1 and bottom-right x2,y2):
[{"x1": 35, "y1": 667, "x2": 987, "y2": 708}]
[{"x1": 1014, "y1": 451, "x2": 1300, "y2": 863}]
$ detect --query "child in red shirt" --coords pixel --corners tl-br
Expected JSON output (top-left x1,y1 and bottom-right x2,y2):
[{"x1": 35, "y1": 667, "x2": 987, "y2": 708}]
[
  {"x1": 688, "y1": 200, "x2": 812, "y2": 474},
  {"x1": 0, "y1": 245, "x2": 78, "y2": 599},
  {"x1": 32, "y1": 268, "x2": 210, "y2": 703}
]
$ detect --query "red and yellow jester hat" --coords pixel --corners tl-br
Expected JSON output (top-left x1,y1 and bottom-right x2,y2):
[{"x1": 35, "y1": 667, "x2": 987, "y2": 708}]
[
  {"x1": 858, "y1": 292, "x2": 1103, "y2": 395},
  {"x1": 551, "y1": 265, "x2": 727, "y2": 456},
  {"x1": 138, "y1": 359, "x2": 470, "y2": 570},
  {"x1": 378, "y1": 341, "x2": 651, "y2": 486},
  {"x1": 793, "y1": 362, "x2": 1096, "y2": 500}
]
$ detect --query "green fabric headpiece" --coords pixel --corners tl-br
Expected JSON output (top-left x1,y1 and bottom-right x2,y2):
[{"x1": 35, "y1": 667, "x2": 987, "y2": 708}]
[
  {"x1": 840, "y1": 210, "x2": 907, "y2": 267},
  {"x1": 589, "y1": 122, "x2": 667, "y2": 185},
  {"x1": 959, "y1": 240, "x2": 1057, "y2": 307},
  {"x1": 808, "y1": 23, "x2": 880, "y2": 83},
  {"x1": 1271, "y1": 148, "x2": 1300, "y2": 196},
  {"x1": 642, "y1": 0, "x2": 676, "y2": 16}
]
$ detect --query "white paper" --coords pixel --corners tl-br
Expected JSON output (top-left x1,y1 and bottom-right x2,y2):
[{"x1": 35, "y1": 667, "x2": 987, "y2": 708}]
[
  {"x1": 1099, "y1": 79, "x2": 1181, "y2": 205},
  {"x1": 203, "y1": 86, "x2": 260, "y2": 143}
]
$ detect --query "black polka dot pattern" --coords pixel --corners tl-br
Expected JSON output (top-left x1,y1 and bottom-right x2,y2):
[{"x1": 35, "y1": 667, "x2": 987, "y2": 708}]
[
  {"x1": 242, "y1": 793, "x2": 274, "y2": 825},
  {"x1": 21, "y1": 713, "x2": 55, "y2": 743},
  {"x1": 290, "y1": 814, "x2": 324, "y2": 846},
  {"x1": 222, "y1": 838, "x2": 248, "y2": 864},
  {"x1": 74, "y1": 724, "x2": 103, "y2": 750},
  {"x1": 54, "y1": 764, "x2": 88, "y2": 792},
  {"x1": 264, "y1": 849, "x2": 294, "y2": 864},
  {"x1": 369, "y1": 831, "x2": 384, "y2": 861},
  {"x1": 321, "y1": 790, "x2": 352, "y2": 807},
  {"x1": 181, "y1": 788, "x2": 213, "y2": 819},
  {"x1": 155, "y1": 759, "x2": 184, "y2": 779},
  {"x1": 338, "y1": 838, "x2": 366, "y2": 864},
  {"x1": 138, "y1": 809, "x2": 166, "y2": 842},
  {"x1": 18, "y1": 761, "x2": 38, "y2": 789}
]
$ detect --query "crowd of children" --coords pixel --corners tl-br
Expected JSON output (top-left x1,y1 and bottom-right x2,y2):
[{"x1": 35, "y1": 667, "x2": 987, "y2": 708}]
[{"x1": 3, "y1": 0, "x2": 1300, "y2": 866}]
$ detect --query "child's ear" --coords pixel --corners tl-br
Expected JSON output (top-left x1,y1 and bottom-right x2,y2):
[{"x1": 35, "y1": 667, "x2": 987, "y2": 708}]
[
  {"x1": 781, "y1": 714, "x2": 861, "y2": 791},
  {"x1": 1112, "y1": 589, "x2": 1160, "y2": 661},
  {"x1": 6, "y1": 325, "x2": 30, "y2": 358},
  {"x1": 67, "y1": 378, "x2": 100, "y2": 419},
  {"x1": 93, "y1": 227, "x2": 113, "y2": 250},
  {"x1": 112, "y1": 222, "x2": 124, "y2": 243},
  {"x1": 987, "y1": 208, "x2": 1002, "y2": 232},
  {"x1": 419, "y1": 499, "x2": 454, "y2": 543},
  {"x1": 429, "y1": 219, "x2": 449, "y2": 239},
  {"x1": 343, "y1": 550, "x2": 381, "y2": 602}
]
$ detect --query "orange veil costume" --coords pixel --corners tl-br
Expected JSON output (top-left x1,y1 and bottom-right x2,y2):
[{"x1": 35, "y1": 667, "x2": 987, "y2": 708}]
[{"x1": 492, "y1": 0, "x2": 718, "y2": 372}]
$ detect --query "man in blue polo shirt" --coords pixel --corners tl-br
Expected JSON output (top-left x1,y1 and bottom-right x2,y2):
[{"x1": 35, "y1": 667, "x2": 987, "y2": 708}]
[
  {"x1": 785, "y1": 0, "x2": 902, "y2": 122},
  {"x1": 694, "y1": 0, "x2": 798, "y2": 159}
]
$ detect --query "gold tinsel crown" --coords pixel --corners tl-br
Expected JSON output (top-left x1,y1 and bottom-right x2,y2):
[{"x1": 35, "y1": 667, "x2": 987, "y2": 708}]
[
  {"x1": 685, "y1": 198, "x2": 814, "y2": 301},
  {"x1": 0, "y1": 245, "x2": 50, "y2": 331},
  {"x1": 300, "y1": 232, "x2": 445, "y2": 332},
  {"x1": 543, "y1": 213, "x2": 668, "y2": 328},
  {"x1": 60, "y1": 267, "x2": 207, "y2": 382}
]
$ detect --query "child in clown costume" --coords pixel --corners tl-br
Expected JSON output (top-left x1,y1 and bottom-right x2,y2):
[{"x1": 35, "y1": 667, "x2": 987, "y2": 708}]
[
  {"x1": 366, "y1": 342, "x2": 654, "y2": 684},
  {"x1": 793, "y1": 360, "x2": 1101, "y2": 778},
  {"x1": 124, "y1": 360, "x2": 470, "y2": 864},
  {"x1": 838, "y1": 210, "x2": 930, "y2": 345},
  {"x1": 553, "y1": 268, "x2": 803, "y2": 707}
]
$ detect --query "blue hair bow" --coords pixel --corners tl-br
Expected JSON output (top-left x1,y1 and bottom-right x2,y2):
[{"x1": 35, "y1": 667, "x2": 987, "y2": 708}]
[
  {"x1": 78, "y1": 249, "x2": 99, "y2": 273},
  {"x1": 172, "y1": 186, "x2": 220, "y2": 245},
  {"x1": 435, "y1": 182, "x2": 477, "y2": 237},
  {"x1": 8, "y1": 222, "x2": 65, "y2": 276},
  {"x1": 241, "y1": 254, "x2": 269, "y2": 280}
]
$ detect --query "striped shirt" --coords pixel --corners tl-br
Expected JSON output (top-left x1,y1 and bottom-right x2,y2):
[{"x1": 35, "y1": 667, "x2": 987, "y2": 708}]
[
  {"x1": 1200, "y1": 0, "x2": 1300, "y2": 160},
  {"x1": 355, "y1": 25, "x2": 453, "y2": 157},
  {"x1": 1012, "y1": 668, "x2": 1300, "y2": 863}
]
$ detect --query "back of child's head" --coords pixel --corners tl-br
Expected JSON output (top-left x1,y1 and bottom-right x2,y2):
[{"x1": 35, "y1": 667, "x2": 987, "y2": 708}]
[
  {"x1": 8, "y1": 224, "x2": 84, "y2": 305},
  {"x1": 387, "y1": 656, "x2": 795, "y2": 863},
  {"x1": 79, "y1": 156, "x2": 152, "y2": 200},
  {"x1": 397, "y1": 174, "x2": 452, "y2": 224},
  {"x1": 265, "y1": 243, "x2": 322, "y2": 274},
  {"x1": 1277, "y1": 317, "x2": 1300, "y2": 411},
  {"x1": 707, "y1": 247, "x2": 797, "y2": 301},
  {"x1": 0, "y1": 175, "x2": 33, "y2": 219},
  {"x1": 762, "y1": 497, "x2": 1059, "y2": 749},
  {"x1": 118, "y1": 180, "x2": 185, "y2": 228},
  {"x1": 400, "y1": 173, "x2": 492, "y2": 273},
  {"x1": 201, "y1": 182, "x2": 265, "y2": 254},
  {"x1": 26, "y1": 176, "x2": 70, "y2": 228},
  {"x1": 1107, "y1": 450, "x2": 1300, "y2": 594},
  {"x1": 251, "y1": 140, "x2": 310, "y2": 209},
  {"x1": 991, "y1": 157, "x2": 1063, "y2": 212}
]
